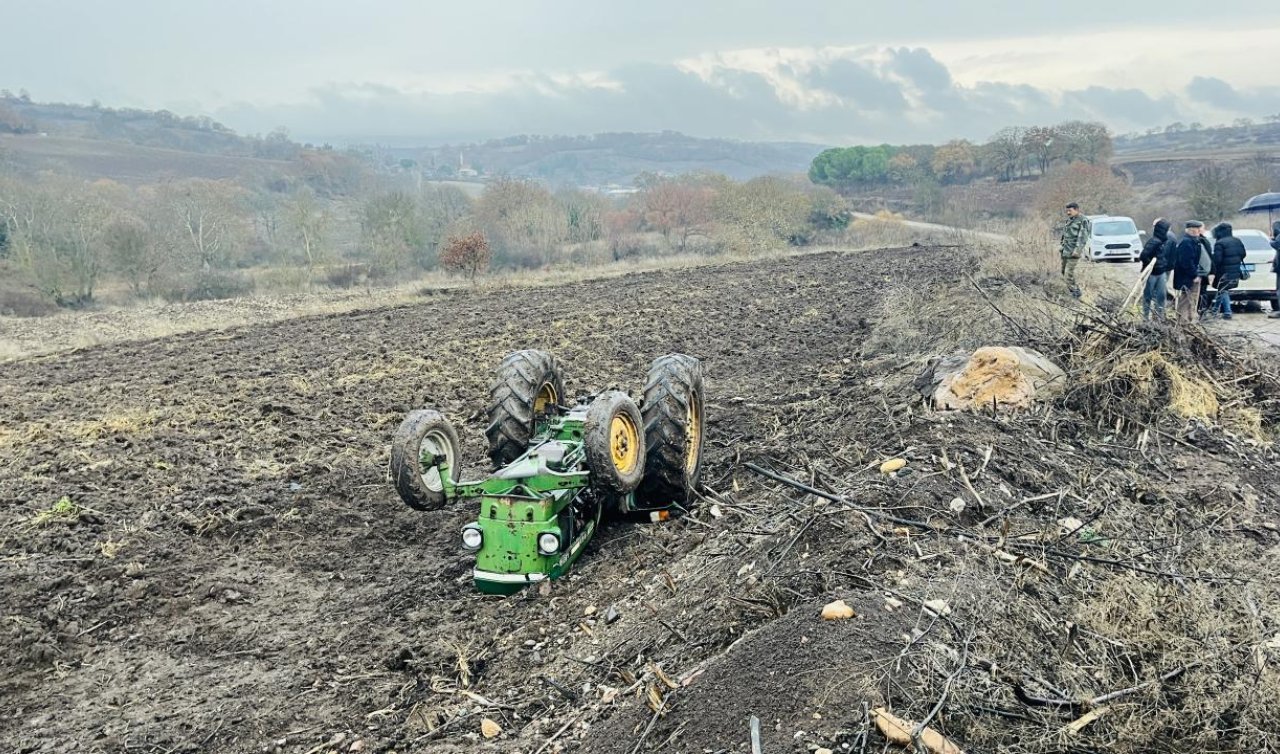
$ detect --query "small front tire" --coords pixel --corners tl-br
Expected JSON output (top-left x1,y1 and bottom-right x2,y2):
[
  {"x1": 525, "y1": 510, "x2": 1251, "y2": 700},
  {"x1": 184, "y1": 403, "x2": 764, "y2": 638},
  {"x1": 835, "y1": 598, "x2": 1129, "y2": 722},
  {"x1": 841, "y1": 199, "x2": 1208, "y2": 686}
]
[{"x1": 391, "y1": 409, "x2": 462, "y2": 511}]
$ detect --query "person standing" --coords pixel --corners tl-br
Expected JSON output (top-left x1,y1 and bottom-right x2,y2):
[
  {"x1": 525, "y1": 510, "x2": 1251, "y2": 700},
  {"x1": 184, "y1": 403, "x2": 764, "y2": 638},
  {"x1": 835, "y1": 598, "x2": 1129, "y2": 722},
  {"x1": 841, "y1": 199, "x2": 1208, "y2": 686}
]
[
  {"x1": 1197, "y1": 228, "x2": 1216, "y2": 314},
  {"x1": 1173, "y1": 221, "x2": 1205, "y2": 324},
  {"x1": 1059, "y1": 202, "x2": 1089, "y2": 298},
  {"x1": 1138, "y1": 218, "x2": 1173, "y2": 321},
  {"x1": 1269, "y1": 221, "x2": 1280, "y2": 319},
  {"x1": 1208, "y1": 222, "x2": 1246, "y2": 319}
]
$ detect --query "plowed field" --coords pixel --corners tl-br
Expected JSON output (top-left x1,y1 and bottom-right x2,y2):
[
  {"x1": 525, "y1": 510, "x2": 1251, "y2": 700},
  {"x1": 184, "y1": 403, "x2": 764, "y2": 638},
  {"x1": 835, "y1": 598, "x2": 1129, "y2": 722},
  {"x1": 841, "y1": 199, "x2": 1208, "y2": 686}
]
[{"x1": 5, "y1": 247, "x2": 1279, "y2": 754}]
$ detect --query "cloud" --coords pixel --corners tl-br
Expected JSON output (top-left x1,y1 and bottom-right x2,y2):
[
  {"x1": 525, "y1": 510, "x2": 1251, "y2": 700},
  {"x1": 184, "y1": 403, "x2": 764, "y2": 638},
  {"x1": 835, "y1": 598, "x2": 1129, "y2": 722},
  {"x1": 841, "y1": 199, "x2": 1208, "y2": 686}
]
[
  {"x1": 215, "y1": 47, "x2": 1280, "y2": 146},
  {"x1": 803, "y1": 58, "x2": 908, "y2": 111},
  {"x1": 888, "y1": 47, "x2": 952, "y2": 92},
  {"x1": 1186, "y1": 76, "x2": 1243, "y2": 110}
]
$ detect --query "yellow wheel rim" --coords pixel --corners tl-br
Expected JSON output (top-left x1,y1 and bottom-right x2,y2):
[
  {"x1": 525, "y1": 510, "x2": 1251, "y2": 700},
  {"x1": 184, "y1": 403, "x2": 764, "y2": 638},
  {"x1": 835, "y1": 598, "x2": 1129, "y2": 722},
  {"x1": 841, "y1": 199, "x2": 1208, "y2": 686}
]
[
  {"x1": 534, "y1": 382, "x2": 558, "y2": 414},
  {"x1": 609, "y1": 412, "x2": 641, "y2": 474},
  {"x1": 685, "y1": 393, "x2": 702, "y2": 475}
]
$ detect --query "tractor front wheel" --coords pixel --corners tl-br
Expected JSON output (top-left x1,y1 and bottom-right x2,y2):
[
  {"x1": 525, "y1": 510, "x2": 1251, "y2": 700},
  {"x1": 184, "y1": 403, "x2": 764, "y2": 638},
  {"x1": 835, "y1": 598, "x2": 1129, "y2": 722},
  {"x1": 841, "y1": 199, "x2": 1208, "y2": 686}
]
[
  {"x1": 391, "y1": 409, "x2": 462, "y2": 511},
  {"x1": 485, "y1": 350, "x2": 567, "y2": 468},
  {"x1": 637, "y1": 354, "x2": 705, "y2": 509},
  {"x1": 584, "y1": 391, "x2": 646, "y2": 499}
]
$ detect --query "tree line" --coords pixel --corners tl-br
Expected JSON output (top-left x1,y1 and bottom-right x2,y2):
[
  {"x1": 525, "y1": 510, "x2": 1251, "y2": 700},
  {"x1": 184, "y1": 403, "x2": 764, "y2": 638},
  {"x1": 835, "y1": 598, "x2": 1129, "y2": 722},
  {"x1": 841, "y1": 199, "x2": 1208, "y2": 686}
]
[
  {"x1": 809, "y1": 121, "x2": 1114, "y2": 188},
  {"x1": 0, "y1": 163, "x2": 852, "y2": 314}
]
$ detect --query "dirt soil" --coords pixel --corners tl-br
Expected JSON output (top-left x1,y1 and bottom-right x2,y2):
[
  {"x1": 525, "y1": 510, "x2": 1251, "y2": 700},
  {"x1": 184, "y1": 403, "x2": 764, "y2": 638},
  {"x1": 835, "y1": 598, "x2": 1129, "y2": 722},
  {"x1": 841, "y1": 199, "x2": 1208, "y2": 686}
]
[{"x1": 4, "y1": 248, "x2": 1280, "y2": 754}]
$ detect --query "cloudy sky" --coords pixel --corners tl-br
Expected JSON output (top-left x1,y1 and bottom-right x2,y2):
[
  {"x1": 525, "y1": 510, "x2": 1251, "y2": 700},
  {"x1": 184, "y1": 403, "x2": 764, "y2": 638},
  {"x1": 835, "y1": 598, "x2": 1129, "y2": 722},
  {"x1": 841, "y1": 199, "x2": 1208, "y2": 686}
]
[{"x1": 4, "y1": 1, "x2": 1279, "y2": 145}]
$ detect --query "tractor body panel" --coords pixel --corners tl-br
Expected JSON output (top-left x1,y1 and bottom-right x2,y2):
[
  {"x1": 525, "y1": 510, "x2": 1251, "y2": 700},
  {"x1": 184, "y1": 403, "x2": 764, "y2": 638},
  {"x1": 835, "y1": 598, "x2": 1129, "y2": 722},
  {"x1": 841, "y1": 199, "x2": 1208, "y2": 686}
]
[{"x1": 448, "y1": 410, "x2": 610, "y2": 594}]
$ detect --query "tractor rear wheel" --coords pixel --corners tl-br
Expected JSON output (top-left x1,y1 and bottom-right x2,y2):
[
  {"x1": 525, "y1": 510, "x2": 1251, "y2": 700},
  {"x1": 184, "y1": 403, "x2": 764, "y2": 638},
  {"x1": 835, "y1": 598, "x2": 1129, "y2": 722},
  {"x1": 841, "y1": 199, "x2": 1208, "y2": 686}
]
[
  {"x1": 391, "y1": 409, "x2": 462, "y2": 511},
  {"x1": 583, "y1": 391, "x2": 646, "y2": 499},
  {"x1": 485, "y1": 350, "x2": 567, "y2": 468},
  {"x1": 637, "y1": 354, "x2": 705, "y2": 509}
]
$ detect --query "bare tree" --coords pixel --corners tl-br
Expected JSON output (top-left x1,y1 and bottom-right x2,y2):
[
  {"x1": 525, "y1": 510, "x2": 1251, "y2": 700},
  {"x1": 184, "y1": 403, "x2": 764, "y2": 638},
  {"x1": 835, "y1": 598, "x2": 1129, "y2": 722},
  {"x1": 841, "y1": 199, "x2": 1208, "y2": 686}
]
[
  {"x1": 418, "y1": 184, "x2": 473, "y2": 266},
  {"x1": 284, "y1": 188, "x2": 330, "y2": 278},
  {"x1": 159, "y1": 179, "x2": 249, "y2": 271},
  {"x1": 712, "y1": 176, "x2": 811, "y2": 253},
  {"x1": 1, "y1": 176, "x2": 114, "y2": 305},
  {"x1": 1056, "y1": 121, "x2": 1114, "y2": 165},
  {"x1": 361, "y1": 191, "x2": 423, "y2": 276},
  {"x1": 931, "y1": 140, "x2": 977, "y2": 185},
  {"x1": 474, "y1": 178, "x2": 566, "y2": 267},
  {"x1": 104, "y1": 215, "x2": 161, "y2": 297},
  {"x1": 1022, "y1": 126, "x2": 1057, "y2": 174},
  {"x1": 640, "y1": 178, "x2": 717, "y2": 251},
  {"x1": 1186, "y1": 164, "x2": 1240, "y2": 222},
  {"x1": 1034, "y1": 163, "x2": 1134, "y2": 221},
  {"x1": 985, "y1": 127, "x2": 1027, "y2": 182}
]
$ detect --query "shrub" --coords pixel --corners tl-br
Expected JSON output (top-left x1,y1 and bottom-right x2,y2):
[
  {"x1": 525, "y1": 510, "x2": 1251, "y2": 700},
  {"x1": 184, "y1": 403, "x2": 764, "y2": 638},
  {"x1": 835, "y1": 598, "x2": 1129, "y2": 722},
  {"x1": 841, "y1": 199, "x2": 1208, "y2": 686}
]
[
  {"x1": 0, "y1": 266, "x2": 58, "y2": 317},
  {"x1": 161, "y1": 270, "x2": 255, "y2": 302},
  {"x1": 325, "y1": 263, "x2": 371, "y2": 289},
  {"x1": 1034, "y1": 163, "x2": 1134, "y2": 220},
  {"x1": 439, "y1": 231, "x2": 492, "y2": 282}
]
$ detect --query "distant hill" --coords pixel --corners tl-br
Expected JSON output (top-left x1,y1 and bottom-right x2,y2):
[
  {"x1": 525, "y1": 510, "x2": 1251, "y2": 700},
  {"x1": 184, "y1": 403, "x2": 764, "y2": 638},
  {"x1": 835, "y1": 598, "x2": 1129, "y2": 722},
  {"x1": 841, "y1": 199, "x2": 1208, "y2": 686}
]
[
  {"x1": 0, "y1": 92, "x2": 303, "y2": 160},
  {"x1": 1115, "y1": 120, "x2": 1280, "y2": 158},
  {"x1": 365, "y1": 132, "x2": 829, "y2": 187},
  {"x1": 0, "y1": 95, "x2": 370, "y2": 194},
  {"x1": 0, "y1": 133, "x2": 294, "y2": 186},
  {"x1": 1, "y1": 94, "x2": 827, "y2": 189}
]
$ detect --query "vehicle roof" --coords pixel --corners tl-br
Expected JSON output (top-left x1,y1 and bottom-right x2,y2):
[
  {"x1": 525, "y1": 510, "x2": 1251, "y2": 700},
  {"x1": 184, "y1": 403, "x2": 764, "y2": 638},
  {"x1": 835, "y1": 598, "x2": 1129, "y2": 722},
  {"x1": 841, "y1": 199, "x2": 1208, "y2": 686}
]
[
  {"x1": 1086, "y1": 215, "x2": 1134, "y2": 222},
  {"x1": 1236, "y1": 228, "x2": 1268, "y2": 236}
]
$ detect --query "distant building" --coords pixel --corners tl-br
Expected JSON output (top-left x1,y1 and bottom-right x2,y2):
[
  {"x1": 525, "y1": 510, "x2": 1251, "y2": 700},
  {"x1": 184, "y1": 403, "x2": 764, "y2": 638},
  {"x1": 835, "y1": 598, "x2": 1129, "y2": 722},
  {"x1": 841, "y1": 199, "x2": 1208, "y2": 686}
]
[{"x1": 457, "y1": 152, "x2": 479, "y2": 178}]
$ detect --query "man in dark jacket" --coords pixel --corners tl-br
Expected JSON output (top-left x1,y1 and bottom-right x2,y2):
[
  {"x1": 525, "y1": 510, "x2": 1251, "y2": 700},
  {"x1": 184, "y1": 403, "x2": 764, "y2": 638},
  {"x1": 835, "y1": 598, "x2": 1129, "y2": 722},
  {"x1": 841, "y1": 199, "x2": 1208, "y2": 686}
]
[
  {"x1": 1208, "y1": 222, "x2": 1247, "y2": 319},
  {"x1": 1138, "y1": 218, "x2": 1173, "y2": 321},
  {"x1": 1173, "y1": 221, "x2": 1205, "y2": 324},
  {"x1": 1270, "y1": 221, "x2": 1280, "y2": 319}
]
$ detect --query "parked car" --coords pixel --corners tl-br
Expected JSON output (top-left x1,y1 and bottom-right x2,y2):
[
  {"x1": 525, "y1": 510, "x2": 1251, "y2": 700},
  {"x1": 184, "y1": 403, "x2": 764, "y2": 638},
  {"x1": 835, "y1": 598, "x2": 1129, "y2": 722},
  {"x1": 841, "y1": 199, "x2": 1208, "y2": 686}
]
[
  {"x1": 1207, "y1": 229, "x2": 1278, "y2": 309},
  {"x1": 1085, "y1": 215, "x2": 1143, "y2": 262}
]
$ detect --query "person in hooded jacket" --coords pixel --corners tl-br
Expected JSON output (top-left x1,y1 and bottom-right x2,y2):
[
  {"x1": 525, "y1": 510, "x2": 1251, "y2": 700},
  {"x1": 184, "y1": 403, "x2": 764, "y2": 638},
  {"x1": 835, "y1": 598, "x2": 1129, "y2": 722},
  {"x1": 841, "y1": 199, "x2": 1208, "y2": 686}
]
[
  {"x1": 1208, "y1": 222, "x2": 1247, "y2": 319},
  {"x1": 1138, "y1": 218, "x2": 1173, "y2": 321},
  {"x1": 1173, "y1": 221, "x2": 1205, "y2": 324},
  {"x1": 1270, "y1": 221, "x2": 1280, "y2": 319},
  {"x1": 1197, "y1": 229, "x2": 1216, "y2": 313}
]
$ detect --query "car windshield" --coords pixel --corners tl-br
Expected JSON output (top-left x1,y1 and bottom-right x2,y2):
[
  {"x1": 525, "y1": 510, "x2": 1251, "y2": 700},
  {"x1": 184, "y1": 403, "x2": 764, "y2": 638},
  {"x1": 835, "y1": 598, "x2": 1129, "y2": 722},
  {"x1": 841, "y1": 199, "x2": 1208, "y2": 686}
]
[
  {"x1": 1240, "y1": 235, "x2": 1272, "y2": 252},
  {"x1": 1093, "y1": 220, "x2": 1137, "y2": 236}
]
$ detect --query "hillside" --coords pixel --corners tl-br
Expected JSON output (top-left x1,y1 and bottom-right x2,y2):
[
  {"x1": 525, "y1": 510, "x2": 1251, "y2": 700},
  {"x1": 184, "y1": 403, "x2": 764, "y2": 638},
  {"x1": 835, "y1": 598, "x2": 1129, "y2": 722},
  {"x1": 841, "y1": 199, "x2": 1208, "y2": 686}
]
[
  {"x1": 0, "y1": 133, "x2": 293, "y2": 186},
  {"x1": 0, "y1": 93, "x2": 302, "y2": 159},
  {"x1": 1115, "y1": 120, "x2": 1280, "y2": 157},
  {"x1": 370, "y1": 132, "x2": 828, "y2": 186}
]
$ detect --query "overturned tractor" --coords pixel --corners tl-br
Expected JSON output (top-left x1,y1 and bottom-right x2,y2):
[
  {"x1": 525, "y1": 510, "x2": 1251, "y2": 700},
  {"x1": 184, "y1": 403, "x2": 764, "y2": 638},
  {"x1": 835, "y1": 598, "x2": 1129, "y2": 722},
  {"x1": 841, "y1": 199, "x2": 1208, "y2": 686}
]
[{"x1": 391, "y1": 350, "x2": 705, "y2": 594}]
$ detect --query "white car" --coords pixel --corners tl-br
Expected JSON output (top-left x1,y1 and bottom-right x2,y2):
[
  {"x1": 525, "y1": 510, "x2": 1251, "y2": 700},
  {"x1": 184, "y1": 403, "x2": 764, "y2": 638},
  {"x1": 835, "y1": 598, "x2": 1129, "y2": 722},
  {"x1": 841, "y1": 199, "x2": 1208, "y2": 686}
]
[
  {"x1": 1219, "y1": 229, "x2": 1277, "y2": 310},
  {"x1": 1085, "y1": 215, "x2": 1143, "y2": 262}
]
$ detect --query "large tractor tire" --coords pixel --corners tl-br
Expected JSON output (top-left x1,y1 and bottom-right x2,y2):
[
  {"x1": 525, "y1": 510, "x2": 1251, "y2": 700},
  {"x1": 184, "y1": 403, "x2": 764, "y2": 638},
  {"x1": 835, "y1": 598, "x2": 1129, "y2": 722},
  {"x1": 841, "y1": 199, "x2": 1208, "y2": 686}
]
[
  {"x1": 583, "y1": 391, "x2": 646, "y2": 499},
  {"x1": 391, "y1": 409, "x2": 462, "y2": 511},
  {"x1": 485, "y1": 350, "x2": 567, "y2": 468},
  {"x1": 637, "y1": 354, "x2": 705, "y2": 508}
]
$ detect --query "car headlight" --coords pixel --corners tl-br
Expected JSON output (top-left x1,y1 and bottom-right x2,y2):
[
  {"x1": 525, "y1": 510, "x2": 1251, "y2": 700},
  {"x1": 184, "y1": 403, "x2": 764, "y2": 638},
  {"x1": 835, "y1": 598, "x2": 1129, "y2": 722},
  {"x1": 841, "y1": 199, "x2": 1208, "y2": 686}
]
[
  {"x1": 537, "y1": 532, "x2": 560, "y2": 556},
  {"x1": 461, "y1": 525, "x2": 483, "y2": 551}
]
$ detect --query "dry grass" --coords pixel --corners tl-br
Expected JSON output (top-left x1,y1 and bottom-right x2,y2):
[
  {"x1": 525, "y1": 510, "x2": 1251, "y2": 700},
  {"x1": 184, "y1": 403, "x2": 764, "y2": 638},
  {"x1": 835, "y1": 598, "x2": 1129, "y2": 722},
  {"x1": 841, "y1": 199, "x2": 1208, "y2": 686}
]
[
  {"x1": 0, "y1": 241, "x2": 929, "y2": 364},
  {"x1": 1110, "y1": 351, "x2": 1220, "y2": 420}
]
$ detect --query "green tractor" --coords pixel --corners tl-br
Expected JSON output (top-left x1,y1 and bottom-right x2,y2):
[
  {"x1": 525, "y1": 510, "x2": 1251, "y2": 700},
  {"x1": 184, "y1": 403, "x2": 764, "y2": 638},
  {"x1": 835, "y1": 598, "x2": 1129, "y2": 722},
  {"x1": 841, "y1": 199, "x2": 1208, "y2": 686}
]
[{"x1": 391, "y1": 350, "x2": 705, "y2": 595}]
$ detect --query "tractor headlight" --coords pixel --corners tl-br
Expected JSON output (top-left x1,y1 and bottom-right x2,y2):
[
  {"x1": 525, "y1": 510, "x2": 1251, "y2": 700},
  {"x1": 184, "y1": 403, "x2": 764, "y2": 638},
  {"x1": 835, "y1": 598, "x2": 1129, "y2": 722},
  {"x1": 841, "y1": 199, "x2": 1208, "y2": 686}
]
[
  {"x1": 537, "y1": 532, "x2": 561, "y2": 556},
  {"x1": 461, "y1": 525, "x2": 483, "y2": 551}
]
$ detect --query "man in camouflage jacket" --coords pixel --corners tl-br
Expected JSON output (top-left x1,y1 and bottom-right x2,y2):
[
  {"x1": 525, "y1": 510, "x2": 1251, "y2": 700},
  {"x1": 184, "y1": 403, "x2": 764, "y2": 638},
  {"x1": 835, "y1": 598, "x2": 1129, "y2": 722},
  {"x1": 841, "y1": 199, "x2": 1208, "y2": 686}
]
[{"x1": 1059, "y1": 202, "x2": 1090, "y2": 298}]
